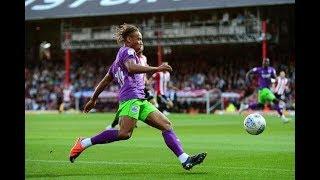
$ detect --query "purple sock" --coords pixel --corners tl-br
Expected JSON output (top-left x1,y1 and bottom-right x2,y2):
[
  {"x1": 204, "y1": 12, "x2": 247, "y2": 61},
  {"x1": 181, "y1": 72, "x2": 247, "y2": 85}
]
[
  {"x1": 91, "y1": 129, "x2": 119, "y2": 145},
  {"x1": 273, "y1": 103, "x2": 283, "y2": 116},
  {"x1": 249, "y1": 103, "x2": 258, "y2": 109},
  {"x1": 162, "y1": 129, "x2": 184, "y2": 157}
]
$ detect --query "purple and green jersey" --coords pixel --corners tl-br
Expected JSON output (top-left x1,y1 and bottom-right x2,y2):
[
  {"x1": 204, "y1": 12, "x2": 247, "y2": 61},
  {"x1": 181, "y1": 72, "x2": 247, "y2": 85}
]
[
  {"x1": 108, "y1": 45, "x2": 145, "y2": 102},
  {"x1": 251, "y1": 66, "x2": 276, "y2": 89}
]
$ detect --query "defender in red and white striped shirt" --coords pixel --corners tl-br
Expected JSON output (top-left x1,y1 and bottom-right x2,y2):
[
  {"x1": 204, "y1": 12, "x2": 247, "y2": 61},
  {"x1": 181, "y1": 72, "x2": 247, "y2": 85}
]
[
  {"x1": 150, "y1": 62, "x2": 176, "y2": 114},
  {"x1": 272, "y1": 71, "x2": 289, "y2": 110},
  {"x1": 152, "y1": 69, "x2": 171, "y2": 96},
  {"x1": 273, "y1": 71, "x2": 289, "y2": 100}
]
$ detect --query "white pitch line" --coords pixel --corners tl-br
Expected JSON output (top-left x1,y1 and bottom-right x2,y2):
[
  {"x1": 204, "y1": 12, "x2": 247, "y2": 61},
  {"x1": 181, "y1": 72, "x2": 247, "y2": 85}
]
[{"x1": 26, "y1": 159, "x2": 294, "y2": 172}]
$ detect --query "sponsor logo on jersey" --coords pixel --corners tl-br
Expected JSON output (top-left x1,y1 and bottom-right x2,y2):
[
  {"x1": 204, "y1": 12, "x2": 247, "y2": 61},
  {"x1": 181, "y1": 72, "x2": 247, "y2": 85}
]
[{"x1": 131, "y1": 105, "x2": 139, "y2": 113}]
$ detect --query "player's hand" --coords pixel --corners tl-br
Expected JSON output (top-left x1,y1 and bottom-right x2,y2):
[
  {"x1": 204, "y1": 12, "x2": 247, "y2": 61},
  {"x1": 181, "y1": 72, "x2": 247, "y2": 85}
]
[
  {"x1": 245, "y1": 74, "x2": 251, "y2": 84},
  {"x1": 245, "y1": 78, "x2": 251, "y2": 86},
  {"x1": 157, "y1": 63, "x2": 172, "y2": 72},
  {"x1": 83, "y1": 99, "x2": 96, "y2": 113}
]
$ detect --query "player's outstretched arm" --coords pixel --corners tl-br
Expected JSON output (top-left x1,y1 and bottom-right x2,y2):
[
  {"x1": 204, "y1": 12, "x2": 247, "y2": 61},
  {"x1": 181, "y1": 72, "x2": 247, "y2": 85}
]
[
  {"x1": 125, "y1": 59, "x2": 172, "y2": 74},
  {"x1": 245, "y1": 68, "x2": 255, "y2": 82},
  {"x1": 271, "y1": 68, "x2": 277, "y2": 79},
  {"x1": 83, "y1": 73, "x2": 113, "y2": 113}
]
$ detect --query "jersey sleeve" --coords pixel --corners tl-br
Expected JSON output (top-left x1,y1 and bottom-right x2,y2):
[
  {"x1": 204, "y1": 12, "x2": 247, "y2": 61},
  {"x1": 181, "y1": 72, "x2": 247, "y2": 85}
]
[
  {"x1": 284, "y1": 78, "x2": 289, "y2": 86},
  {"x1": 251, "y1": 67, "x2": 259, "y2": 73},
  {"x1": 271, "y1": 68, "x2": 277, "y2": 78},
  {"x1": 122, "y1": 48, "x2": 137, "y2": 64}
]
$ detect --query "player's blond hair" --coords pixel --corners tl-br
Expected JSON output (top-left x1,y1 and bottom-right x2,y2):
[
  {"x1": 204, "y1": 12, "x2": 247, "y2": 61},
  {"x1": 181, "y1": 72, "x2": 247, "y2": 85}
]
[{"x1": 114, "y1": 23, "x2": 139, "y2": 44}]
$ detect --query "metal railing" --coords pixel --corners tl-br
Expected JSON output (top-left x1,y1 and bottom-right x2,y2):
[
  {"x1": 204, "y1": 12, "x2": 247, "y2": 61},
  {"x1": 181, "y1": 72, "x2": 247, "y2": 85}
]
[{"x1": 61, "y1": 18, "x2": 265, "y2": 49}]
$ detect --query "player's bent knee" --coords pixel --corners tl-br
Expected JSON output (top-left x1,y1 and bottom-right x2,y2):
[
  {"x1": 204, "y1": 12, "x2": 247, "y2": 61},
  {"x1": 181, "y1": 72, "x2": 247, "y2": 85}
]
[{"x1": 163, "y1": 121, "x2": 172, "y2": 131}]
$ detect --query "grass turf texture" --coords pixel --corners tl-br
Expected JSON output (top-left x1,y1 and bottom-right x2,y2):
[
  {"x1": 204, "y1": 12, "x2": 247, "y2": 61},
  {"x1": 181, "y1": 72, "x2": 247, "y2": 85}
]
[{"x1": 25, "y1": 113, "x2": 294, "y2": 179}]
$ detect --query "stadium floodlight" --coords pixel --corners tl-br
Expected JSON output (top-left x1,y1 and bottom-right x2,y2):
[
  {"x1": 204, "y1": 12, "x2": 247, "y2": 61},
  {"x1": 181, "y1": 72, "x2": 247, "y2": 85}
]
[{"x1": 40, "y1": 41, "x2": 51, "y2": 49}]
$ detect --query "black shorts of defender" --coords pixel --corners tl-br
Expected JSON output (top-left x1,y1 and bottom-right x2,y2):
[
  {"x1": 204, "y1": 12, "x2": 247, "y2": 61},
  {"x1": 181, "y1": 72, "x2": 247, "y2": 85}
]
[
  {"x1": 144, "y1": 88, "x2": 154, "y2": 101},
  {"x1": 275, "y1": 93, "x2": 285, "y2": 101},
  {"x1": 157, "y1": 94, "x2": 170, "y2": 105},
  {"x1": 157, "y1": 94, "x2": 171, "y2": 113}
]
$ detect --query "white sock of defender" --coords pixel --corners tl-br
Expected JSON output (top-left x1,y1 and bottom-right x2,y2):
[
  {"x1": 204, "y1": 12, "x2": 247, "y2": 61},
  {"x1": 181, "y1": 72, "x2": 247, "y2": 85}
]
[
  {"x1": 81, "y1": 138, "x2": 92, "y2": 148},
  {"x1": 178, "y1": 153, "x2": 189, "y2": 163}
]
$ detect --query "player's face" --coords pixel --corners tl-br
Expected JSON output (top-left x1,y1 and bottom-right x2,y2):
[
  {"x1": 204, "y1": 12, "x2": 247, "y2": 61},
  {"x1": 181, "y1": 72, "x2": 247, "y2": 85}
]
[
  {"x1": 128, "y1": 31, "x2": 143, "y2": 53},
  {"x1": 262, "y1": 59, "x2": 270, "y2": 67},
  {"x1": 280, "y1": 71, "x2": 285, "y2": 77},
  {"x1": 137, "y1": 44, "x2": 144, "y2": 55}
]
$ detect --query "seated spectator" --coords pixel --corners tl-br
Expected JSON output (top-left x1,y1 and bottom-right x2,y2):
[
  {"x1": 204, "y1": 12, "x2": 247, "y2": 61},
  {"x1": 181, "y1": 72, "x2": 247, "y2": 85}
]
[
  {"x1": 220, "y1": 12, "x2": 230, "y2": 26},
  {"x1": 236, "y1": 13, "x2": 245, "y2": 25}
]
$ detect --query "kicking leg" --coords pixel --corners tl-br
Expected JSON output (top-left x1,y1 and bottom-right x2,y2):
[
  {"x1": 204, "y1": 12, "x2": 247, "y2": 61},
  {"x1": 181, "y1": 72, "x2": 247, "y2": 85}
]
[
  {"x1": 272, "y1": 99, "x2": 289, "y2": 123},
  {"x1": 248, "y1": 102, "x2": 264, "y2": 110},
  {"x1": 239, "y1": 102, "x2": 264, "y2": 114},
  {"x1": 146, "y1": 110, "x2": 207, "y2": 170},
  {"x1": 149, "y1": 96, "x2": 159, "y2": 108}
]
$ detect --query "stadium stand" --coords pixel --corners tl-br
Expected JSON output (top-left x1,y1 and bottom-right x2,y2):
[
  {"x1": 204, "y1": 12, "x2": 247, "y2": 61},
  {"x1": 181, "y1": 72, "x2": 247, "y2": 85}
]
[{"x1": 25, "y1": 1, "x2": 294, "y2": 113}]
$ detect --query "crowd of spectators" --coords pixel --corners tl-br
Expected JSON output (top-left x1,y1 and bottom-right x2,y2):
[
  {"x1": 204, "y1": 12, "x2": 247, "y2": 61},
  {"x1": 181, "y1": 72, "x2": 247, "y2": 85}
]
[{"x1": 25, "y1": 50, "x2": 295, "y2": 112}]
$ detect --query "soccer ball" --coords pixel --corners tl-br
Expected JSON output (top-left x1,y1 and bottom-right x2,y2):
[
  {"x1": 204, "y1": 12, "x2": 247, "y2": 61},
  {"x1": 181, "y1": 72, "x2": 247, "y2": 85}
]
[{"x1": 243, "y1": 113, "x2": 266, "y2": 135}]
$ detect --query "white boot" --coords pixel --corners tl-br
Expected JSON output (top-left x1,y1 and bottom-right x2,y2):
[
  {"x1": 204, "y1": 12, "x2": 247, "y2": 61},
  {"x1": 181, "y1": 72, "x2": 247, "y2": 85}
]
[{"x1": 281, "y1": 114, "x2": 290, "y2": 123}]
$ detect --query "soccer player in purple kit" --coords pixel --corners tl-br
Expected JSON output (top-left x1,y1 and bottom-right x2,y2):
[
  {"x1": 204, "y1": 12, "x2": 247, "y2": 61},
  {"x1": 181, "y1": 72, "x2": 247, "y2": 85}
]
[
  {"x1": 239, "y1": 58, "x2": 290, "y2": 123},
  {"x1": 105, "y1": 44, "x2": 152, "y2": 130},
  {"x1": 69, "y1": 24, "x2": 207, "y2": 170}
]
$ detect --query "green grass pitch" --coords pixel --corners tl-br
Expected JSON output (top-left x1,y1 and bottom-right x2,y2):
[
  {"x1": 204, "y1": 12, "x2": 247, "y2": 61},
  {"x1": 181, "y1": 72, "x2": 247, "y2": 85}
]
[{"x1": 25, "y1": 113, "x2": 294, "y2": 179}]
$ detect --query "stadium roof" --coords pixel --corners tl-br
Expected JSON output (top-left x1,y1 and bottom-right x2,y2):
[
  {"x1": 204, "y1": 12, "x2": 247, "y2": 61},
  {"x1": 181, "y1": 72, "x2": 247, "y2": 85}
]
[{"x1": 25, "y1": 0, "x2": 295, "y2": 21}]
